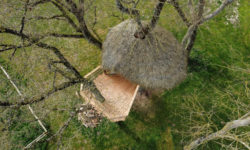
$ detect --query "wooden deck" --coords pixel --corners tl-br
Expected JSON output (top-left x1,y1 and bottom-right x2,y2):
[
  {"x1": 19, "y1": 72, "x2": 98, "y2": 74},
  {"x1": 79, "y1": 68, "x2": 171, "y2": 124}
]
[{"x1": 80, "y1": 67, "x2": 139, "y2": 122}]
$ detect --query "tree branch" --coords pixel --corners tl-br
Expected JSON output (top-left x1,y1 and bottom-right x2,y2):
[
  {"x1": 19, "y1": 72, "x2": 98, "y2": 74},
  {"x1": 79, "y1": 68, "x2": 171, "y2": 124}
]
[
  {"x1": 71, "y1": 1, "x2": 102, "y2": 49},
  {"x1": 181, "y1": 0, "x2": 205, "y2": 53},
  {"x1": 134, "y1": 0, "x2": 167, "y2": 39},
  {"x1": 168, "y1": 0, "x2": 191, "y2": 27},
  {"x1": 222, "y1": 135, "x2": 250, "y2": 149},
  {"x1": 0, "y1": 43, "x2": 33, "y2": 52},
  {"x1": 20, "y1": 0, "x2": 30, "y2": 35},
  {"x1": 0, "y1": 26, "x2": 81, "y2": 78},
  {"x1": 185, "y1": 25, "x2": 198, "y2": 55},
  {"x1": 0, "y1": 26, "x2": 105, "y2": 103},
  {"x1": 181, "y1": 24, "x2": 197, "y2": 48},
  {"x1": 52, "y1": 0, "x2": 102, "y2": 48},
  {"x1": 0, "y1": 78, "x2": 83, "y2": 107},
  {"x1": 182, "y1": 0, "x2": 235, "y2": 55},
  {"x1": 197, "y1": 0, "x2": 205, "y2": 20},
  {"x1": 90, "y1": 6, "x2": 102, "y2": 42},
  {"x1": 149, "y1": 0, "x2": 167, "y2": 30},
  {"x1": 33, "y1": 44, "x2": 105, "y2": 103},
  {"x1": 46, "y1": 33, "x2": 85, "y2": 38},
  {"x1": 0, "y1": 75, "x2": 105, "y2": 107},
  {"x1": 200, "y1": 0, "x2": 235, "y2": 24},
  {"x1": 47, "y1": 110, "x2": 78, "y2": 141},
  {"x1": 64, "y1": 0, "x2": 78, "y2": 13},
  {"x1": 28, "y1": 15, "x2": 66, "y2": 21},
  {"x1": 184, "y1": 112, "x2": 250, "y2": 150},
  {"x1": 116, "y1": 0, "x2": 142, "y2": 27},
  {"x1": 51, "y1": 1, "x2": 81, "y2": 32},
  {"x1": 29, "y1": 0, "x2": 51, "y2": 8},
  {"x1": 48, "y1": 61, "x2": 74, "y2": 80},
  {"x1": 116, "y1": 0, "x2": 140, "y2": 16}
]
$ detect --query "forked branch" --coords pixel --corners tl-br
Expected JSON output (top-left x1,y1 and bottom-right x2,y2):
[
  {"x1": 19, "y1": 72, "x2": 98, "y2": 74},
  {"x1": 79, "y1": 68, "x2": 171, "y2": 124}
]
[
  {"x1": 0, "y1": 26, "x2": 105, "y2": 105},
  {"x1": 51, "y1": 0, "x2": 102, "y2": 48},
  {"x1": 184, "y1": 112, "x2": 250, "y2": 150},
  {"x1": 168, "y1": 0, "x2": 191, "y2": 27},
  {"x1": 134, "y1": 0, "x2": 167, "y2": 39},
  {"x1": 181, "y1": 0, "x2": 234, "y2": 53},
  {"x1": 116, "y1": 0, "x2": 142, "y2": 27},
  {"x1": 200, "y1": 0, "x2": 235, "y2": 24}
]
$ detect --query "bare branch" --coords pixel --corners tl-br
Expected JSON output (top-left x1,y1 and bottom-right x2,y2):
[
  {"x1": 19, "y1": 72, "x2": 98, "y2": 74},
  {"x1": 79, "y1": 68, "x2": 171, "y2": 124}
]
[
  {"x1": 149, "y1": 0, "x2": 167, "y2": 30},
  {"x1": 78, "y1": 0, "x2": 85, "y2": 14},
  {"x1": 0, "y1": 78, "x2": 81, "y2": 107},
  {"x1": 184, "y1": 112, "x2": 250, "y2": 150},
  {"x1": 221, "y1": 135, "x2": 250, "y2": 149},
  {"x1": 181, "y1": 0, "x2": 205, "y2": 53},
  {"x1": 181, "y1": 0, "x2": 235, "y2": 54},
  {"x1": 185, "y1": 25, "x2": 198, "y2": 54},
  {"x1": 0, "y1": 76, "x2": 105, "y2": 107},
  {"x1": 200, "y1": 0, "x2": 235, "y2": 24},
  {"x1": 64, "y1": 0, "x2": 78, "y2": 13},
  {"x1": 116, "y1": 0, "x2": 140, "y2": 17},
  {"x1": 0, "y1": 65, "x2": 48, "y2": 149},
  {"x1": 0, "y1": 26, "x2": 81, "y2": 78},
  {"x1": 90, "y1": 6, "x2": 102, "y2": 42},
  {"x1": 47, "y1": 110, "x2": 78, "y2": 141},
  {"x1": 134, "y1": 0, "x2": 167, "y2": 39},
  {"x1": 52, "y1": 71, "x2": 57, "y2": 88},
  {"x1": 29, "y1": 0, "x2": 51, "y2": 8},
  {"x1": 181, "y1": 24, "x2": 197, "y2": 47},
  {"x1": 46, "y1": 33, "x2": 85, "y2": 38},
  {"x1": 74, "y1": 11, "x2": 102, "y2": 49},
  {"x1": 0, "y1": 26, "x2": 105, "y2": 102},
  {"x1": 28, "y1": 15, "x2": 66, "y2": 21},
  {"x1": 20, "y1": 0, "x2": 30, "y2": 35},
  {"x1": 48, "y1": 61, "x2": 74, "y2": 81},
  {"x1": 0, "y1": 43, "x2": 33, "y2": 52},
  {"x1": 52, "y1": 0, "x2": 102, "y2": 48},
  {"x1": 168, "y1": 0, "x2": 191, "y2": 27},
  {"x1": 9, "y1": 48, "x2": 17, "y2": 60},
  {"x1": 197, "y1": 0, "x2": 205, "y2": 20},
  {"x1": 37, "y1": 42, "x2": 84, "y2": 79},
  {"x1": 51, "y1": 1, "x2": 81, "y2": 32},
  {"x1": 116, "y1": 0, "x2": 142, "y2": 27},
  {"x1": 53, "y1": 0, "x2": 72, "y2": 12}
]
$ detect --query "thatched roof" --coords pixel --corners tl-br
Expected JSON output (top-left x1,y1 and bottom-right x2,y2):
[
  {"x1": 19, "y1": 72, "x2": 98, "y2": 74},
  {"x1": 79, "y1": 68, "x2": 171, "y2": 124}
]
[{"x1": 102, "y1": 19, "x2": 188, "y2": 89}]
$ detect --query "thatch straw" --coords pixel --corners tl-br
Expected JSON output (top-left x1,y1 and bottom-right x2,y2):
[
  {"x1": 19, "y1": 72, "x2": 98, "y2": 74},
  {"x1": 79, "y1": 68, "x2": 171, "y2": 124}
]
[{"x1": 102, "y1": 19, "x2": 188, "y2": 89}]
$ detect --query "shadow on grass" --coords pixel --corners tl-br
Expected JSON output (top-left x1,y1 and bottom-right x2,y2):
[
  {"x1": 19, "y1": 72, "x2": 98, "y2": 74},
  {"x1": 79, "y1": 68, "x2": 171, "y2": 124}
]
[
  {"x1": 116, "y1": 51, "x2": 236, "y2": 149},
  {"x1": 76, "y1": 49, "x2": 240, "y2": 150}
]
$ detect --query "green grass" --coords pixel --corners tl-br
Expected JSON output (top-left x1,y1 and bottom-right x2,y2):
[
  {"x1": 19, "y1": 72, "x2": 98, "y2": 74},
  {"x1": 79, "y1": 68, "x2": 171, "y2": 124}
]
[{"x1": 0, "y1": 0, "x2": 249, "y2": 149}]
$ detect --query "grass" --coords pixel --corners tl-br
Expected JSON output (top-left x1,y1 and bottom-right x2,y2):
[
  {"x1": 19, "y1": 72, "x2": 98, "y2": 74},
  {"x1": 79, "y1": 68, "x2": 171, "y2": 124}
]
[{"x1": 0, "y1": 0, "x2": 249, "y2": 149}]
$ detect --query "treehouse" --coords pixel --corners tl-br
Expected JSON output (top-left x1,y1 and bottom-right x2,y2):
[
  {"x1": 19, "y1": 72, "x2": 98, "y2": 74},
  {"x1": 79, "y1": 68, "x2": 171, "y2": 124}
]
[
  {"x1": 80, "y1": 66, "x2": 139, "y2": 122},
  {"x1": 80, "y1": 19, "x2": 188, "y2": 122}
]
